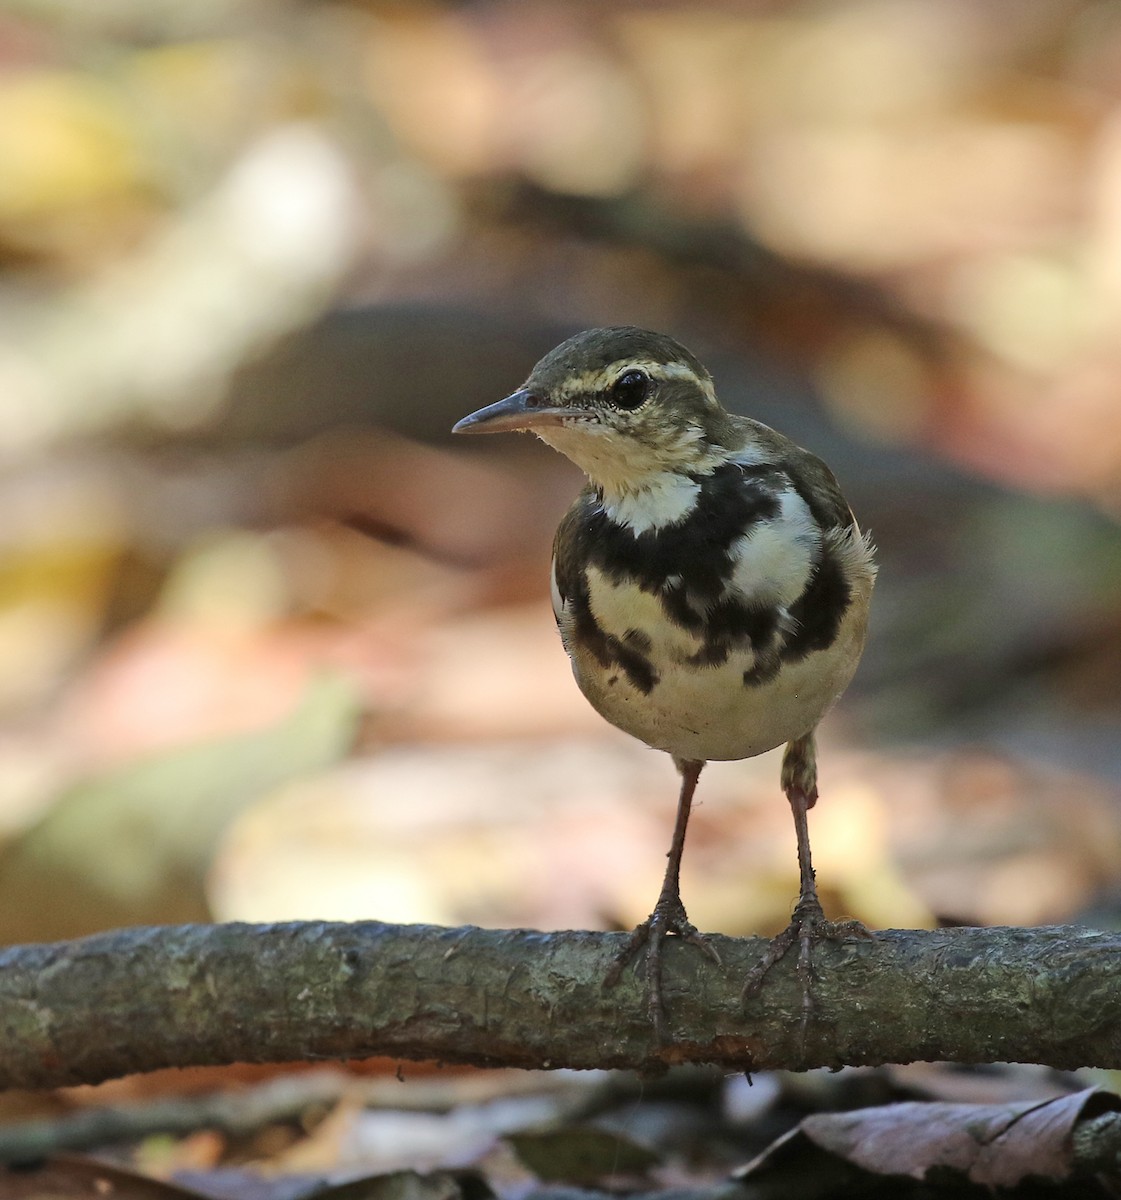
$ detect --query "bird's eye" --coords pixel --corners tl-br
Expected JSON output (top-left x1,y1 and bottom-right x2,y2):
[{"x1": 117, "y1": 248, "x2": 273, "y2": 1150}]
[{"x1": 610, "y1": 368, "x2": 650, "y2": 410}]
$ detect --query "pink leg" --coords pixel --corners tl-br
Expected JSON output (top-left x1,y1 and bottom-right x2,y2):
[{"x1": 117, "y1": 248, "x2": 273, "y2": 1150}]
[
  {"x1": 605, "y1": 758, "x2": 722, "y2": 1041},
  {"x1": 743, "y1": 732, "x2": 870, "y2": 1031}
]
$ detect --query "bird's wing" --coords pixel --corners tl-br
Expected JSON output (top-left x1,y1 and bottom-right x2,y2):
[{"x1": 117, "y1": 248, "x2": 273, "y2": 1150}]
[{"x1": 550, "y1": 487, "x2": 599, "y2": 629}]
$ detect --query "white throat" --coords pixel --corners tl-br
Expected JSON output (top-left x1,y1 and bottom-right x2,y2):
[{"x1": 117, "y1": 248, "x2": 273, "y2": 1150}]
[
  {"x1": 536, "y1": 421, "x2": 723, "y2": 535},
  {"x1": 601, "y1": 472, "x2": 701, "y2": 534}
]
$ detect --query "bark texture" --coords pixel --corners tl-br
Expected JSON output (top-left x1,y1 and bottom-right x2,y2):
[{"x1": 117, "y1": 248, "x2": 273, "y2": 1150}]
[{"x1": 0, "y1": 921, "x2": 1117, "y2": 1090}]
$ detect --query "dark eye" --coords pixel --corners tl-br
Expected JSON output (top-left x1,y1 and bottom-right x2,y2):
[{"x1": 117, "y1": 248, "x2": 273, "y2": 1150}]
[{"x1": 610, "y1": 368, "x2": 650, "y2": 410}]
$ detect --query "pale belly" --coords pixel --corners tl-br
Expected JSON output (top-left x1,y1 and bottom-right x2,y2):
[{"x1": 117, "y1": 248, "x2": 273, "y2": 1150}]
[{"x1": 566, "y1": 598, "x2": 869, "y2": 763}]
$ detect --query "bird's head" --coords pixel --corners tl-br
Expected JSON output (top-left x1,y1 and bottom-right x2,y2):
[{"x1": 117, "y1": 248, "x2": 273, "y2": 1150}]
[{"x1": 453, "y1": 327, "x2": 737, "y2": 498}]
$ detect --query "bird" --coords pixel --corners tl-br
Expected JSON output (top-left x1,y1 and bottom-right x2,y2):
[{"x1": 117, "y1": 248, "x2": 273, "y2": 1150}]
[{"x1": 452, "y1": 326, "x2": 876, "y2": 1038}]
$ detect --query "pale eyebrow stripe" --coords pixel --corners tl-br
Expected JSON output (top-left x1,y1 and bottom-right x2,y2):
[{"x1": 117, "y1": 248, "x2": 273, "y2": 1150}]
[{"x1": 558, "y1": 359, "x2": 713, "y2": 398}]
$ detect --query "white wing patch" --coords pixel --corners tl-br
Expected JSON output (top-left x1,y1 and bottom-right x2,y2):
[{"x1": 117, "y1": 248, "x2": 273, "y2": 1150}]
[
  {"x1": 727, "y1": 487, "x2": 819, "y2": 607},
  {"x1": 729, "y1": 442, "x2": 769, "y2": 467}
]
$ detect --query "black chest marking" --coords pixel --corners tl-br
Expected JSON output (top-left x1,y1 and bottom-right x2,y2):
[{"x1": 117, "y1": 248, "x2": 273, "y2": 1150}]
[
  {"x1": 571, "y1": 610, "x2": 658, "y2": 694},
  {"x1": 740, "y1": 549, "x2": 850, "y2": 687},
  {"x1": 553, "y1": 460, "x2": 855, "y2": 690}
]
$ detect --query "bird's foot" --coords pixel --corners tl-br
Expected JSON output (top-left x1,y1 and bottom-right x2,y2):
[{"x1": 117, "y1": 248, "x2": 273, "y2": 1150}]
[
  {"x1": 605, "y1": 895, "x2": 722, "y2": 1042},
  {"x1": 741, "y1": 896, "x2": 871, "y2": 1037}
]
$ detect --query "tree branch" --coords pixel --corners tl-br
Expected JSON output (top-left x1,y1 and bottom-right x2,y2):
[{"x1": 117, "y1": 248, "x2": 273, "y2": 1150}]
[{"x1": 1, "y1": 921, "x2": 1118, "y2": 1090}]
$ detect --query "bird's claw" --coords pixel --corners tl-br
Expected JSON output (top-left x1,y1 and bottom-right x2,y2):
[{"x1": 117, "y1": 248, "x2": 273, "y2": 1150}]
[
  {"x1": 605, "y1": 897, "x2": 721, "y2": 1042},
  {"x1": 742, "y1": 898, "x2": 871, "y2": 1039}
]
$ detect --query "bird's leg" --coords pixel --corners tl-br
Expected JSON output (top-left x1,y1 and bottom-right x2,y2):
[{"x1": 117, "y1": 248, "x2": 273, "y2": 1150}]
[
  {"x1": 742, "y1": 732, "x2": 869, "y2": 1026},
  {"x1": 605, "y1": 758, "x2": 722, "y2": 1039}
]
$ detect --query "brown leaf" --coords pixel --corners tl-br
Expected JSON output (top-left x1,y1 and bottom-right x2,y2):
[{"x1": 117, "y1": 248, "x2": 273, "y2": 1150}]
[
  {"x1": 741, "y1": 1087, "x2": 1120, "y2": 1189},
  {"x1": 2, "y1": 1152, "x2": 211, "y2": 1198},
  {"x1": 505, "y1": 1126, "x2": 660, "y2": 1185},
  {"x1": 312, "y1": 1169, "x2": 470, "y2": 1200}
]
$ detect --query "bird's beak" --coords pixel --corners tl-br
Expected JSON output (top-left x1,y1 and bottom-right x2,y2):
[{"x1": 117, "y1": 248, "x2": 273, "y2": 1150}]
[{"x1": 451, "y1": 389, "x2": 578, "y2": 435}]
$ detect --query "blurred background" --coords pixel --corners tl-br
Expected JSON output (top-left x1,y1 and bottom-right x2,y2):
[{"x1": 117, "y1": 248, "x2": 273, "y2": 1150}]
[{"x1": 3, "y1": 0, "x2": 1121, "y2": 954}]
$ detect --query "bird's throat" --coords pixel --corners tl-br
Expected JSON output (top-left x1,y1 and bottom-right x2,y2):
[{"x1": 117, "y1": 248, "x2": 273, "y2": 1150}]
[
  {"x1": 600, "y1": 471, "x2": 703, "y2": 535},
  {"x1": 536, "y1": 423, "x2": 724, "y2": 535}
]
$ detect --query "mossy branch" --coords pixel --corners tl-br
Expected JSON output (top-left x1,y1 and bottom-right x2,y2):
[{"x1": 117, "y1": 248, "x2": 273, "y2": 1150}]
[{"x1": 0, "y1": 921, "x2": 1117, "y2": 1090}]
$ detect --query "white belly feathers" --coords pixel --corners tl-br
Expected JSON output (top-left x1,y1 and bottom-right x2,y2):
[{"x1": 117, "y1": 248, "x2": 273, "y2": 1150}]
[{"x1": 551, "y1": 483, "x2": 870, "y2": 763}]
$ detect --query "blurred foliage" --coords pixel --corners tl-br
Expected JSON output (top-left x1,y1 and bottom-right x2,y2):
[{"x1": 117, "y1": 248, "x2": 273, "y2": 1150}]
[
  {"x1": 3, "y1": 0, "x2": 1121, "y2": 495},
  {"x1": 0, "y1": 672, "x2": 360, "y2": 942},
  {"x1": 5, "y1": 2, "x2": 1121, "y2": 1194},
  {"x1": 0, "y1": 0, "x2": 1120, "y2": 950}
]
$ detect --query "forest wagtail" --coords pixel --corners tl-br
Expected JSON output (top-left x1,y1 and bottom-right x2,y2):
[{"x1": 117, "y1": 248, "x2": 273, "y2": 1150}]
[{"x1": 453, "y1": 327, "x2": 877, "y2": 1039}]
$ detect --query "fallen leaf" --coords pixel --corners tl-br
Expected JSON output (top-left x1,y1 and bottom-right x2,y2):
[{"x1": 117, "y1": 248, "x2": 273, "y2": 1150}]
[
  {"x1": 740, "y1": 1087, "x2": 1120, "y2": 1190},
  {"x1": 312, "y1": 1170, "x2": 477, "y2": 1200},
  {"x1": 2, "y1": 1153, "x2": 211, "y2": 1198},
  {"x1": 505, "y1": 1126, "x2": 660, "y2": 1185}
]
